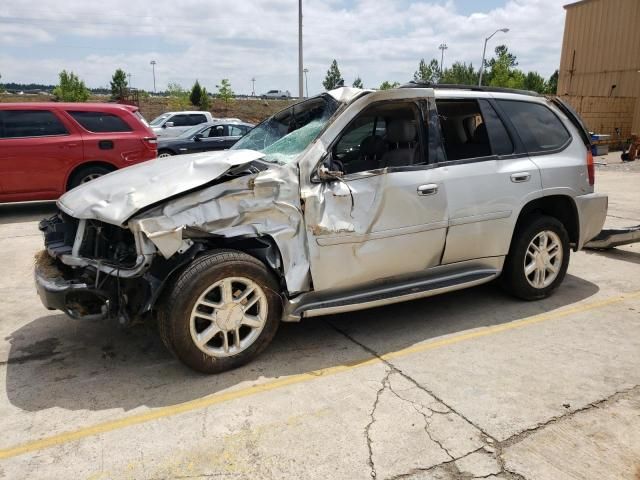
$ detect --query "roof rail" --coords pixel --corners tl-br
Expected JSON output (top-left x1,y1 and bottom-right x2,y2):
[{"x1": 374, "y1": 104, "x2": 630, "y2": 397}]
[{"x1": 399, "y1": 81, "x2": 541, "y2": 97}]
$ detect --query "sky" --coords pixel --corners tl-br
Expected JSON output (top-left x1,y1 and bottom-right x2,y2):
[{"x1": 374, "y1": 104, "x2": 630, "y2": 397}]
[{"x1": 0, "y1": 0, "x2": 568, "y2": 96}]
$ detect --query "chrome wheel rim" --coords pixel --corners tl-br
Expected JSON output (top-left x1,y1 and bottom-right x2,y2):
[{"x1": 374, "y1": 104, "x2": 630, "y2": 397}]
[
  {"x1": 189, "y1": 277, "x2": 268, "y2": 358},
  {"x1": 80, "y1": 173, "x2": 103, "y2": 184},
  {"x1": 158, "y1": 152, "x2": 172, "y2": 158},
  {"x1": 524, "y1": 230, "x2": 563, "y2": 289}
]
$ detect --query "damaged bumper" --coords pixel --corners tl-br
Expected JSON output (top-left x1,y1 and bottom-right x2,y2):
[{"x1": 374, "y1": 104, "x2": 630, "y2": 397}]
[{"x1": 34, "y1": 251, "x2": 112, "y2": 320}]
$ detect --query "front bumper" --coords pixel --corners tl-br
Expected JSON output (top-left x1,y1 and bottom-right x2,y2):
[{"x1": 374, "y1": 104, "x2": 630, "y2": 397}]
[
  {"x1": 575, "y1": 192, "x2": 608, "y2": 250},
  {"x1": 34, "y1": 251, "x2": 111, "y2": 320}
]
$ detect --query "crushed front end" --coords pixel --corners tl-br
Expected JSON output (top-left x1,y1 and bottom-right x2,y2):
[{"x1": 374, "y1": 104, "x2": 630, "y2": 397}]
[{"x1": 35, "y1": 213, "x2": 196, "y2": 324}]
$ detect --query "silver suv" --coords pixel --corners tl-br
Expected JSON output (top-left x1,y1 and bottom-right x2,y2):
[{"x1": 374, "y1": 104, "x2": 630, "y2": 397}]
[{"x1": 35, "y1": 86, "x2": 608, "y2": 373}]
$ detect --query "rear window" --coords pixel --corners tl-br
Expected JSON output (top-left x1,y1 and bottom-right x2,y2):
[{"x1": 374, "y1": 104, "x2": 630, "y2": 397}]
[
  {"x1": 188, "y1": 114, "x2": 207, "y2": 125},
  {"x1": 0, "y1": 110, "x2": 68, "y2": 138},
  {"x1": 497, "y1": 100, "x2": 571, "y2": 153},
  {"x1": 68, "y1": 111, "x2": 133, "y2": 133}
]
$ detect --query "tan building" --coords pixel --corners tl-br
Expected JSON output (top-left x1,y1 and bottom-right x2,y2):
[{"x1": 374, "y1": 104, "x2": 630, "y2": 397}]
[{"x1": 558, "y1": 0, "x2": 640, "y2": 142}]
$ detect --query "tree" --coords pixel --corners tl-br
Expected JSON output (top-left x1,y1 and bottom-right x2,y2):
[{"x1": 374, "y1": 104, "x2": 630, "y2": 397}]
[
  {"x1": 190, "y1": 80, "x2": 203, "y2": 107},
  {"x1": 199, "y1": 87, "x2": 210, "y2": 110},
  {"x1": 217, "y1": 79, "x2": 234, "y2": 103},
  {"x1": 110, "y1": 68, "x2": 128, "y2": 99},
  {"x1": 379, "y1": 81, "x2": 400, "y2": 90},
  {"x1": 440, "y1": 62, "x2": 478, "y2": 85},
  {"x1": 52, "y1": 70, "x2": 90, "y2": 102},
  {"x1": 523, "y1": 71, "x2": 547, "y2": 94},
  {"x1": 166, "y1": 82, "x2": 191, "y2": 110},
  {"x1": 414, "y1": 58, "x2": 441, "y2": 84},
  {"x1": 352, "y1": 77, "x2": 364, "y2": 89},
  {"x1": 546, "y1": 70, "x2": 559, "y2": 94},
  {"x1": 486, "y1": 45, "x2": 518, "y2": 69},
  {"x1": 484, "y1": 45, "x2": 527, "y2": 89},
  {"x1": 323, "y1": 60, "x2": 343, "y2": 90}
]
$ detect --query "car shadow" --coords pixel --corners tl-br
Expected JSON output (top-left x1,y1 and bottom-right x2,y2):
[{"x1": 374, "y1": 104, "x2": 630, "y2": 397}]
[
  {"x1": 4, "y1": 274, "x2": 599, "y2": 413},
  {"x1": 0, "y1": 201, "x2": 57, "y2": 225},
  {"x1": 584, "y1": 247, "x2": 640, "y2": 265}
]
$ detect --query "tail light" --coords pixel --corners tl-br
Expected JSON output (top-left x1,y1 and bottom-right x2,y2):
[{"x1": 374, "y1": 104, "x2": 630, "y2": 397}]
[
  {"x1": 143, "y1": 136, "x2": 157, "y2": 145},
  {"x1": 586, "y1": 149, "x2": 595, "y2": 186}
]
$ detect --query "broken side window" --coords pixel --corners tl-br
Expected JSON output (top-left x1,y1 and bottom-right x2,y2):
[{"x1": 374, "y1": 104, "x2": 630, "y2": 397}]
[{"x1": 435, "y1": 99, "x2": 492, "y2": 161}]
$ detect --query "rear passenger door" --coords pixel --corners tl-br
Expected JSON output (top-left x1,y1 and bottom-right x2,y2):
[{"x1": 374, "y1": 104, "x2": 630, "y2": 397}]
[
  {"x1": 434, "y1": 97, "x2": 543, "y2": 264},
  {"x1": 0, "y1": 109, "x2": 83, "y2": 201}
]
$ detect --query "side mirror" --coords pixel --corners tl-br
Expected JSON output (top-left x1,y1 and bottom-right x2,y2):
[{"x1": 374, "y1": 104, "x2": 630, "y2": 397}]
[
  {"x1": 317, "y1": 165, "x2": 344, "y2": 182},
  {"x1": 193, "y1": 133, "x2": 203, "y2": 141},
  {"x1": 165, "y1": 121, "x2": 174, "y2": 128}
]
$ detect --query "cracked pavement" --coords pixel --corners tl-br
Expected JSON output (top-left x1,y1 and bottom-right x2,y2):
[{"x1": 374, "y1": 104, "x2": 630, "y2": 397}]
[{"x1": 1, "y1": 169, "x2": 640, "y2": 479}]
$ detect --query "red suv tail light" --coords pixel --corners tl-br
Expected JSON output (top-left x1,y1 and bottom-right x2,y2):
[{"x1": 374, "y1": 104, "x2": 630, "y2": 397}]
[{"x1": 586, "y1": 149, "x2": 595, "y2": 186}]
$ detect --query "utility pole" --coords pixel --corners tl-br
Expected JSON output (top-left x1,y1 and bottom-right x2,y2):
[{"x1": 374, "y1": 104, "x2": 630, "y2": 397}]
[
  {"x1": 251, "y1": 77, "x2": 256, "y2": 96},
  {"x1": 150, "y1": 60, "x2": 157, "y2": 93},
  {"x1": 298, "y1": 0, "x2": 304, "y2": 100},
  {"x1": 303, "y1": 68, "x2": 309, "y2": 98},
  {"x1": 438, "y1": 43, "x2": 448, "y2": 76},
  {"x1": 127, "y1": 73, "x2": 132, "y2": 89}
]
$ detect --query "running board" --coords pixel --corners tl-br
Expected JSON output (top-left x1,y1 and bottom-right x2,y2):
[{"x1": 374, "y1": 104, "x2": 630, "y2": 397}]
[{"x1": 284, "y1": 268, "x2": 500, "y2": 321}]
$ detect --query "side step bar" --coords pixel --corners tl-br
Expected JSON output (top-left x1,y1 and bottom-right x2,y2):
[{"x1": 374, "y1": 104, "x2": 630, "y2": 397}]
[
  {"x1": 584, "y1": 225, "x2": 640, "y2": 250},
  {"x1": 285, "y1": 268, "x2": 499, "y2": 320}
]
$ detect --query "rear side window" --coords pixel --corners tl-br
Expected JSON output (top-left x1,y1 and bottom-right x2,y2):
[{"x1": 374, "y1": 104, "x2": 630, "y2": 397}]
[
  {"x1": 68, "y1": 111, "x2": 133, "y2": 133},
  {"x1": 0, "y1": 110, "x2": 68, "y2": 138},
  {"x1": 170, "y1": 115, "x2": 190, "y2": 127},
  {"x1": 189, "y1": 114, "x2": 207, "y2": 125},
  {"x1": 228, "y1": 125, "x2": 246, "y2": 136},
  {"x1": 497, "y1": 100, "x2": 571, "y2": 153}
]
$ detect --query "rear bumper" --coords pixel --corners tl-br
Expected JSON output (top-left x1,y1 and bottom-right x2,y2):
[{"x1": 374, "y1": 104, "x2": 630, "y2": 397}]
[{"x1": 575, "y1": 193, "x2": 608, "y2": 250}]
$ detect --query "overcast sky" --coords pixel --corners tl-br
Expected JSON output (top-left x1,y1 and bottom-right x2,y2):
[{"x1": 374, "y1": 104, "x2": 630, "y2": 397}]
[{"x1": 0, "y1": 0, "x2": 567, "y2": 95}]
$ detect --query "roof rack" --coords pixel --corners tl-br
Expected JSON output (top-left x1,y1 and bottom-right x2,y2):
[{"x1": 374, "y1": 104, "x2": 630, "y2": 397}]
[{"x1": 399, "y1": 81, "x2": 541, "y2": 97}]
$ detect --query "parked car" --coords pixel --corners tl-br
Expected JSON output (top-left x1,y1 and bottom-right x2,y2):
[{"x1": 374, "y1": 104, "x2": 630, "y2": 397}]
[
  {"x1": 261, "y1": 89, "x2": 291, "y2": 99},
  {"x1": 35, "y1": 85, "x2": 607, "y2": 373},
  {"x1": 157, "y1": 121, "x2": 254, "y2": 157},
  {"x1": 150, "y1": 111, "x2": 214, "y2": 138},
  {"x1": 0, "y1": 103, "x2": 156, "y2": 202}
]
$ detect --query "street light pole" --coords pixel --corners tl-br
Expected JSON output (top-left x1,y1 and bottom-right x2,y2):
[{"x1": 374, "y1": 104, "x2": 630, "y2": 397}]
[
  {"x1": 298, "y1": 0, "x2": 304, "y2": 100},
  {"x1": 478, "y1": 28, "x2": 509, "y2": 86},
  {"x1": 303, "y1": 68, "x2": 309, "y2": 98},
  {"x1": 251, "y1": 77, "x2": 256, "y2": 96},
  {"x1": 150, "y1": 60, "x2": 157, "y2": 93}
]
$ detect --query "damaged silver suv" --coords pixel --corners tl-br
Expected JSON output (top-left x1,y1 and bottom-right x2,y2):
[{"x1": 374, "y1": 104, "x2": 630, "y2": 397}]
[{"x1": 35, "y1": 85, "x2": 608, "y2": 373}]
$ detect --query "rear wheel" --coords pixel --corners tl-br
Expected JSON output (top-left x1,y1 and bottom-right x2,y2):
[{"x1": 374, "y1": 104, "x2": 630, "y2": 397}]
[
  {"x1": 158, "y1": 250, "x2": 282, "y2": 374},
  {"x1": 158, "y1": 150, "x2": 173, "y2": 158},
  {"x1": 68, "y1": 165, "x2": 113, "y2": 190},
  {"x1": 502, "y1": 215, "x2": 570, "y2": 300}
]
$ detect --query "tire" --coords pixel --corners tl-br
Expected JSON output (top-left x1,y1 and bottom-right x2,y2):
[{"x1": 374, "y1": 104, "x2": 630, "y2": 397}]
[
  {"x1": 158, "y1": 249, "x2": 282, "y2": 374},
  {"x1": 158, "y1": 150, "x2": 173, "y2": 158},
  {"x1": 502, "y1": 215, "x2": 570, "y2": 300},
  {"x1": 68, "y1": 165, "x2": 113, "y2": 190}
]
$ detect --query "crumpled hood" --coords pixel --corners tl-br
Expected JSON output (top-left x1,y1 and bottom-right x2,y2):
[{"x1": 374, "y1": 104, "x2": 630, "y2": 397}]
[{"x1": 57, "y1": 149, "x2": 265, "y2": 226}]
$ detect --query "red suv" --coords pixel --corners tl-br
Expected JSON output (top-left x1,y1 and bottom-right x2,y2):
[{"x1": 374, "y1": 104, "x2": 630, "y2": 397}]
[{"x1": 0, "y1": 103, "x2": 157, "y2": 202}]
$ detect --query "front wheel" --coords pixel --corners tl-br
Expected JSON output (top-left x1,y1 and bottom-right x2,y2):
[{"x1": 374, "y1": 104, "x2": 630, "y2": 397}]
[
  {"x1": 158, "y1": 250, "x2": 282, "y2": 374},
  {"x1": 502, "y1": 215, "x2": 570, "y2": 300},
  {"x1": 157, "y1": 150, "x2": 173, "y2": 158}
]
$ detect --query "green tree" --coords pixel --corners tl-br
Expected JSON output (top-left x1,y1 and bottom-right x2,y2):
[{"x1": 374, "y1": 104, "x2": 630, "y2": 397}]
[
  {"x1": 217, "y1": 79, "x2": 234, "y2": 103},
  {"x1": 523, "y1": 71, "x2": 547, "y2": 93},
  {"x1": 352, "y1": 77, "x2": 364, "y2": 89},
  {"x1": 486, "y1": 45, "x2": 518, "y2": 69},
  {"x1": 485, "y1": 45, "x2": 526, "y2": 89},
  {"x1": 323, "y1": 60, "x2": 343, "y2": 90},
  {"x1": 440, "y1": 62, "x2": 478, "y2": 85},
  {"x1": 52, "y1": 70, "x2": 90, "y2": 102},
  {"x1": 379, "y1": 81, "x2": 400, "y2": 90},
  {"x1": 166, "y1": 82, "x2": 191, "y2": 110},
  {"x1": 546, "y1": 70, "x2": 559, "y2": 94},
  {"x1": 414, "y1": 58, "x2": 440, "y2": 84},
  {"x1": 199, "y1": 86, "x2": 210, "y2": 110},
  {"x1": 110, "y1": 68, "x2": 128, "y2": 99},
  {"x1": 189, "y1": 80, "x2": 203, "y2": 107}
]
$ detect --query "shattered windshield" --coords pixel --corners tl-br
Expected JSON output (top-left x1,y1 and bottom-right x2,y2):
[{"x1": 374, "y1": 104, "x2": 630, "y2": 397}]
[{"x1": 231, "y1": 95, "x2": 339, "y2": 163}]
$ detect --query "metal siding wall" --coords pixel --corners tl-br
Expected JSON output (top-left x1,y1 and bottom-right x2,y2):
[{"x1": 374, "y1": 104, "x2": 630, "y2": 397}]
[{"x1": 558, "y1": 0, "x2": 640, "y2": 138}]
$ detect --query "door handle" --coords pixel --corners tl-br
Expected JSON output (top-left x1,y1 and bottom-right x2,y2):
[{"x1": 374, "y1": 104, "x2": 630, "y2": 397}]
[
  {"x1": 59, "y1": 143, "x2": 79, "y2": 148},
  {"x1": 417, "y1": 184, "x2": 438, "y2": 196},
  {"x1": 511, "y1": 172, "x2": 531, "y2": 183}
]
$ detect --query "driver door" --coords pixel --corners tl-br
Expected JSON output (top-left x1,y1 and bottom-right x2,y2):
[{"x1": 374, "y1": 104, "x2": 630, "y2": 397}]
[{"x1": 303, "y1": 99, "x2": 448, "y2": 291}]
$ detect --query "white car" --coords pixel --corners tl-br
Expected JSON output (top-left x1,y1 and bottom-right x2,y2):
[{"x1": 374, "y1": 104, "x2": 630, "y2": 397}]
[
  {"x1": 261, "y1": 89, "x2": 291, "y2": 99},
  {"x1": 150, "y1": 111, "x2": 214, "y2": 138}
]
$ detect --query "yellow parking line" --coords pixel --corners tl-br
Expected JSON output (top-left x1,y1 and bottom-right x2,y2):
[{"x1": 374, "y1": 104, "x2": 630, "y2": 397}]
[{"x1": 2, "y1": 289, "x2": 639, "y2": 460}]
